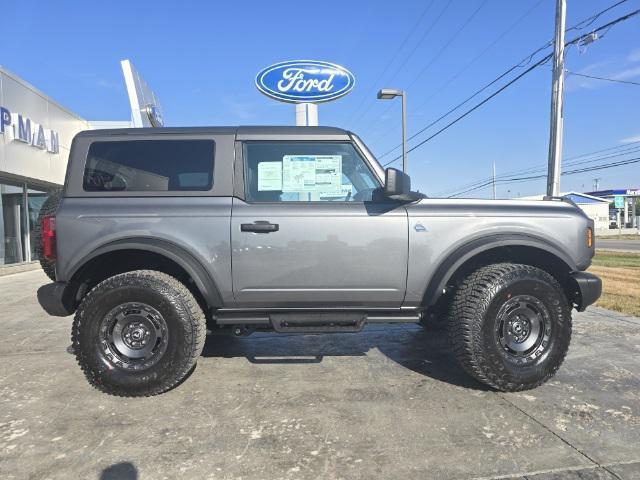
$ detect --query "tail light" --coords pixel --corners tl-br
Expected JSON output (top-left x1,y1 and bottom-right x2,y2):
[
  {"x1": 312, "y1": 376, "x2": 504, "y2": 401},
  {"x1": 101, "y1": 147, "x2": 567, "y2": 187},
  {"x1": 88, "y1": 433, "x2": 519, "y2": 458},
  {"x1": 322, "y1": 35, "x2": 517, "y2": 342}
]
[
  {"x1": 586, "y1": 227, "x2": 593, "y2": 249},
  {"x1": 42, "y1": 216, "x2": 57, "y2": 260}
]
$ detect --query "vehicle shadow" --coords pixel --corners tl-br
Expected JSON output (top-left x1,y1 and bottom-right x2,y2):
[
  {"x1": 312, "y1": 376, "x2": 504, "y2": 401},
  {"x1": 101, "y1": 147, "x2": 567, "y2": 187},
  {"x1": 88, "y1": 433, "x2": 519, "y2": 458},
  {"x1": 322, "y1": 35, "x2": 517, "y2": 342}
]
[
  {"x1": 100, "y1": 461, "x2": 138, "y2": 480},
  {"x1": 202, "y1": 323, "x2": 489, "y2": 390}
]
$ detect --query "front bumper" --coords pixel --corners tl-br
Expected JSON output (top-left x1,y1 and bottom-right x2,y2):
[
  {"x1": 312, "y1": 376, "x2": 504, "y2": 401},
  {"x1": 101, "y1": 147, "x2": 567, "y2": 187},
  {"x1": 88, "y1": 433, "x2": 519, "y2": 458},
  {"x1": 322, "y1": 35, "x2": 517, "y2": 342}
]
[
  {"x1": 569, "y1": 271, "x2": 602, "y2": 312},
  {"x1": 37, "y1": 282, "x2": 75, "y2": 317}
]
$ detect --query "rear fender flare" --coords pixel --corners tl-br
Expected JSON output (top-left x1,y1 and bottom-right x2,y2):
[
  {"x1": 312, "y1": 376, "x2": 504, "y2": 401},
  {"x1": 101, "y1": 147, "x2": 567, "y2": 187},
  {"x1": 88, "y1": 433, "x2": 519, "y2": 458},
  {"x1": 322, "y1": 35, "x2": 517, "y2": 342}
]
[{"x1": 67, "y1": 237, "x2": 223, "y2": 308}]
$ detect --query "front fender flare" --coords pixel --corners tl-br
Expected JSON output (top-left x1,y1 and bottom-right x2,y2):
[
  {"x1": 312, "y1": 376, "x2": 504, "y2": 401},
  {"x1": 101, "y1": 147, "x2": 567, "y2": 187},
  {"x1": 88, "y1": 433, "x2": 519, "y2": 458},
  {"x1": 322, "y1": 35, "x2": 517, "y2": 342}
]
[{"x1": 422, "y1": 233, "x2": 577, "y2": 307}]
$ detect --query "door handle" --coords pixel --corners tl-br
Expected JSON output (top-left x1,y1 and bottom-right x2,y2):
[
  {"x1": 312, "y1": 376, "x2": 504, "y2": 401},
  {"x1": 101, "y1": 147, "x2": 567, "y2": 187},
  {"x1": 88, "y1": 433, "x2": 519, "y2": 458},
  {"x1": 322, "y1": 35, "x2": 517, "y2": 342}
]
[{"x1": 241, "y1": 222, "x2": 279, "y2": 233}]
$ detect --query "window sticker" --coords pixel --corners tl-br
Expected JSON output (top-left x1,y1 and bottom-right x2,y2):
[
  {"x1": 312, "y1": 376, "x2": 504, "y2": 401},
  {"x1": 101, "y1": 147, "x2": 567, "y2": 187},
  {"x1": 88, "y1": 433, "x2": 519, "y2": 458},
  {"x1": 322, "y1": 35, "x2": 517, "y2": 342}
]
[
  {"x1": 282, "y1": 156, "x2": 316, "y2": 191},
  {"x1": 312, "y1": 183, "x2": 353, "y2": 201},
  {"x1": 257, "y1": 162, "x2": 282, "y2": 191},
  {"x1": 314, "y1": 156, "x2": 342, "y2": 193},
  {"x1": 282, "y1": 155, "x2": 342, "y2": 194}
]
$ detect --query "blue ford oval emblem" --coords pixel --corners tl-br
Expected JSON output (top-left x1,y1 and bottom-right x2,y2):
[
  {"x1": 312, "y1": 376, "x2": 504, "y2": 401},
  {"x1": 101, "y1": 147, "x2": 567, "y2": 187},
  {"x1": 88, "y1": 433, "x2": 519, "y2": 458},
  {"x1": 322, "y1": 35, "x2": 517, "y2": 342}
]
[
  {"x1": 143, "y1": 104, "x2": 164, "y2": 127},
  {"x1": 256, "y1": 60, "x2": 355, "y2": 103}
]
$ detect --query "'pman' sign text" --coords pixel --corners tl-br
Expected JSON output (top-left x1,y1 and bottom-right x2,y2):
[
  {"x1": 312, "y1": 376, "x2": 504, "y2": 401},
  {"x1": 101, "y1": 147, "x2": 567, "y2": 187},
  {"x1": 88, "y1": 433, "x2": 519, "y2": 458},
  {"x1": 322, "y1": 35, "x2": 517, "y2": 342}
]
[{"x1": 0, "y1": 105, "x2": 59, "y2": 154}]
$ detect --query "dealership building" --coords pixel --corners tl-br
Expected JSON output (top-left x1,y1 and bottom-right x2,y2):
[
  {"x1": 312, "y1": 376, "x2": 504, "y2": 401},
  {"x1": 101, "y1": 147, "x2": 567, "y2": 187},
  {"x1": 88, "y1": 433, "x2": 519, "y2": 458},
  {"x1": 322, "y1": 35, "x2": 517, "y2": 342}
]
[{"x1": 0, "y1": 61, "x2": 157, "y2": 267}]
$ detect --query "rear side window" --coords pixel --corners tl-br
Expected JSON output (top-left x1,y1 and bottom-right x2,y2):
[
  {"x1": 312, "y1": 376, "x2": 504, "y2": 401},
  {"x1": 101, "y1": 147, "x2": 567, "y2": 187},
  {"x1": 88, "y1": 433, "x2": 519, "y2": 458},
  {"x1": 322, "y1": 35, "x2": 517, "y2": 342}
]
[{"x1": 83, "y1": 140, "x2": 215, "y2": 192}]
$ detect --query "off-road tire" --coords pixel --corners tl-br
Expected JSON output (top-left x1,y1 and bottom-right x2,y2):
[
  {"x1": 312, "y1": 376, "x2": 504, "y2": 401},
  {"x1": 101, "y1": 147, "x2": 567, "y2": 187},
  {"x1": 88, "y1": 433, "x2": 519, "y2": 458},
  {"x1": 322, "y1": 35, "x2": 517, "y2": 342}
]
[
  {"x1": 448, "y1": 263, "x2": 571, "y2": 391},
  {"x1": 34, "y1": 190, "x2": 62, "y2": 281},
  {"x1": 72, "y1": 270, "x2": 207, "y2": 397}
]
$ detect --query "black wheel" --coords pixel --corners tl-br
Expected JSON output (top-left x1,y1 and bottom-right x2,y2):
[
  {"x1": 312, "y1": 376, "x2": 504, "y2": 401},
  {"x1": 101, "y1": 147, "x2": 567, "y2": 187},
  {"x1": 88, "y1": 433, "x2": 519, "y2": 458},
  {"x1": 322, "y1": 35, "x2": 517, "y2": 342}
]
[
  {"x1": 448, "y1": 263, "x2": 571, "y2": 391},
  {"x1": 72, "y1": 270, "x2": 206, "y2": 397},
  {"x1": 34, "y1": 190, "x2": 62, "y2": 281}
]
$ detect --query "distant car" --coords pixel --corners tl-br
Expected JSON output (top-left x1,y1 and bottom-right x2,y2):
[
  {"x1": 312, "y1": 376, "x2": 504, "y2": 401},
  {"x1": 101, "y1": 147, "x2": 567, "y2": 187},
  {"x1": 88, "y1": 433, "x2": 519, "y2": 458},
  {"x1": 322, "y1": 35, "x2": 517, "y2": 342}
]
[
  {"x1": 37, "y1": 126, "x2": 601, "y2": 396},
  {"x1": 609, "y1": 211, "x2": 619, "y2": 229}
]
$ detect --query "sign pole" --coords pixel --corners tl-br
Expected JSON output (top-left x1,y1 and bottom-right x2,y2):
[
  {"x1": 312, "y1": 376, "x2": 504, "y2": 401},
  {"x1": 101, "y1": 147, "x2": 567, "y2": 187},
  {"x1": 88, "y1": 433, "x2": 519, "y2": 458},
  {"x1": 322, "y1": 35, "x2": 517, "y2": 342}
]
[{"x1": 295, "y1": 103, "x2": 318, "y2": 126}]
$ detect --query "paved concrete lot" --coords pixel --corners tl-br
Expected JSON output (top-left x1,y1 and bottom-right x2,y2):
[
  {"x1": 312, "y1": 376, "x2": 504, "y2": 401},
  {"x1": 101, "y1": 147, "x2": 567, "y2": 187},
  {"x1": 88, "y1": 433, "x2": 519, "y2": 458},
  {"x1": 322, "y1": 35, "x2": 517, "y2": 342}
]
[
  {"x1": 597, "y1": 239, "x2": 640, "y2": 252},
  {"x1": 1, "y1": 270, "x2": 640, "y2": 480}
]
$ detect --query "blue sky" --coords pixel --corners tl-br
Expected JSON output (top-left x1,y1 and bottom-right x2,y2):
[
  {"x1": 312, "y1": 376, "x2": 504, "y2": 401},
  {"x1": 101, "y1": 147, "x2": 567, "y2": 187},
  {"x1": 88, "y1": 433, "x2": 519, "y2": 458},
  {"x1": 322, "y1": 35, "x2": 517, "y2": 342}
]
[{"x1": 3, "y1": 0, "x2": 639, "y2": 197}]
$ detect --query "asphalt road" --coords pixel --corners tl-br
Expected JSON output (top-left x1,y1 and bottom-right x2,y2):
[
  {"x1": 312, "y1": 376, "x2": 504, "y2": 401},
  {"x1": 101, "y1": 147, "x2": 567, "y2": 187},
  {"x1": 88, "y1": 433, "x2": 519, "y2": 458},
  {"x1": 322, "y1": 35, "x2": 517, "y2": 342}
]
[
  {"x1": 597, "y1": 238, "x2": 640, "y2": 252},
  {"x1": 1, "y1": 270, "x2": 640, "y2": 480}
]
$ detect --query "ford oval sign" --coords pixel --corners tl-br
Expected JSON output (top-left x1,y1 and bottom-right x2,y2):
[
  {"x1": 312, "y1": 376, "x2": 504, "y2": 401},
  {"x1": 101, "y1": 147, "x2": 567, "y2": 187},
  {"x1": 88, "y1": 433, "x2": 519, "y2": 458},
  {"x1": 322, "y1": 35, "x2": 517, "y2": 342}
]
[{"x1": 256, "y1": 60, "x2": 355, "y2": 103}]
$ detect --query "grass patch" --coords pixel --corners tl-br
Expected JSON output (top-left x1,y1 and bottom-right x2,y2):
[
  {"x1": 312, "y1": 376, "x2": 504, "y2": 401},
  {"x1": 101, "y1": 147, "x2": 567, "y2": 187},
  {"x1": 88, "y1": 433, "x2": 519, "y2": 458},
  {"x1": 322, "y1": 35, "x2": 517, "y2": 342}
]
[
  {"x1": 596, "y1": 234, "x2": 640, "y2": 240},
  {"x1": 588, "y1": 250, "x2": 640, "y2": 316},
  {"x1": 592, "y1": 250, "x2": 640, "y2": 268}
]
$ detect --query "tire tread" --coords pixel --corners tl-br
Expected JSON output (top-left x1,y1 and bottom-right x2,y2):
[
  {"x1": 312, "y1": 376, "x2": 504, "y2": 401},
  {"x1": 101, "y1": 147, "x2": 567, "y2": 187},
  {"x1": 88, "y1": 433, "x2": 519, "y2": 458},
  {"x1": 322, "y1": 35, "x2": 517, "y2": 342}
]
[
  {"x1": 72, "y1": 270, "x2": 206, "y2": 397},
  {"x1": 447, "y1": 263, "x2": 572, "y2": 391}
]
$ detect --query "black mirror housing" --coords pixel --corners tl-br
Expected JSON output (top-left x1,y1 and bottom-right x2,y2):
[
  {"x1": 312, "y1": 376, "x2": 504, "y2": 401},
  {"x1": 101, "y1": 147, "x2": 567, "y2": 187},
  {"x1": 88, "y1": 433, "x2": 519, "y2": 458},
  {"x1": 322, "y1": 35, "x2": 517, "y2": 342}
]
[{"x1": 385, "y1": 168, "x2": 411, "y2": 197}]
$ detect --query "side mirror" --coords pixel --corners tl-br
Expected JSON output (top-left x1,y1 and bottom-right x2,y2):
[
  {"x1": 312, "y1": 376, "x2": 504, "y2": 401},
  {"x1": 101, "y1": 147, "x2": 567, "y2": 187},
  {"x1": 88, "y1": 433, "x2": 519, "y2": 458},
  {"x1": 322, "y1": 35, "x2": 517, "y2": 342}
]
[{"x1": 384, "y1": 168, "x2": 411, "y2": 197}]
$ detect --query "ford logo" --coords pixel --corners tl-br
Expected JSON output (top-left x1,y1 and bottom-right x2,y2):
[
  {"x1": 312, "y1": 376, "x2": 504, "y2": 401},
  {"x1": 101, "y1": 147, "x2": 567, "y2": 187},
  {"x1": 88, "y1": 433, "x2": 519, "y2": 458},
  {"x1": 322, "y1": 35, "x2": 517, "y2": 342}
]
[
  {"x1": 255, "y1": 60, "x2": 355, "y2": 103},
  {"x1": 143, "y1": 104, "x2": 164, "y2": 128}
]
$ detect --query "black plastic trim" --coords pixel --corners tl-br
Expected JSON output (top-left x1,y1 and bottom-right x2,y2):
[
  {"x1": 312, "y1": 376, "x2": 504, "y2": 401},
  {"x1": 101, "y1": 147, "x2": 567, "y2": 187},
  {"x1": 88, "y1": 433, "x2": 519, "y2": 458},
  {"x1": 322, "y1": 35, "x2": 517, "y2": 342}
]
[
  {"x1": 569, "y1": 271, "x2": 602, "y2": 311},
  {"x1": 422, "y1": 233, "x2": 577, "y2": 307},
  {"x1": 37, "y1": 282, "x2": 75, "y2": 317},
  {"x1": 66, "y1": 237, "x2": 224, "y2": 309}
]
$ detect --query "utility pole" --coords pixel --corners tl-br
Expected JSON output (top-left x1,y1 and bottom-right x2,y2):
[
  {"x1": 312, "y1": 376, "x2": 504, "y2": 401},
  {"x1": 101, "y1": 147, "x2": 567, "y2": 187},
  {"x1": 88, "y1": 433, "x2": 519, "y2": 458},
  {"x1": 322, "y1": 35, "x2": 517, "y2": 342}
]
[
  {"x1": 592, "y1": 177, "x2": 601, "y2": 191},
  {"x1": 492, "y1": 162, "x2": 497, "y2": 199},
  {"x1": 546, "y1": 0, "x2": 566, "y2": 197}
]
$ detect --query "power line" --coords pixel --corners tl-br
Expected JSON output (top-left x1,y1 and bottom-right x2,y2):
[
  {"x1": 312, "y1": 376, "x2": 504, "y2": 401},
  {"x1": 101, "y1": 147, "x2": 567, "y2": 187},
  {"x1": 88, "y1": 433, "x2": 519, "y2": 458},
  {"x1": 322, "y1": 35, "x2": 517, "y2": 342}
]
[
  {"x1": 406, "y1": 0, "x2": 489, "y2": 91},
  {"x1": 439, "y1": 141, "x2": 640, "y2": 197},
  {"x1": 380, "y1": 0, "x2": 454, "y2": 87},
  {"x1": 348, "y1": 0, "x2": 452, "y2": 126},
  {"x1": 367, "y1": 0, "x2": 546, "y2": 151},
  {"x1": 448, "y1": 156, "x2": 640, "y2": 197},
  {"x1": 566, "y1": 0, "x2": 629, "y2": 31},
  {"x1": 447, "y1": 148, "x2": 640, "y2": 197},
  {"x1": 381, "y1": 7, "x2": 640, "y2": 167},
  {"x1": 445, "y1": 148, "x2": 640, "y2": 197},
  {"x1": 382, "y1": 53, "x2": 553, "y2": 166},
  {"x1": 365, "y1": 0, "x2": 489, "y2": 135},
  {"x1": 376, "y1": 0, "x2": 635, "y2": 162},
  {"x1": 344, "y1": 1, "x2": 436, "y2": 125},
  {"x1": 370, "y1": 0, "x2": 544, "y2": 150},
  {"x1": 377, "y1": 44, "x2": 553, "y2": 161},
  {"x1": 566, "y1": 70, "x2": 640, "y2": 86},
  {"x1": 364, "y1": 0, "x2": 488, "y2": 141},
  {"x1": 435, "y1": 140, "x2": 640, "y2": 197}
]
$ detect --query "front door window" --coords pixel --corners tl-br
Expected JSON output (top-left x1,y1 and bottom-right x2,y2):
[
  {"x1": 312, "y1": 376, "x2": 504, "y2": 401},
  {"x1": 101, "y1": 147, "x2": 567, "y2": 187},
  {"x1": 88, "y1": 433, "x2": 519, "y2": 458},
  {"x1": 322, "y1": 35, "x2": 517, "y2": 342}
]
[{"x1": 243, "y1": 142, "x2": 381, "y2": 203}]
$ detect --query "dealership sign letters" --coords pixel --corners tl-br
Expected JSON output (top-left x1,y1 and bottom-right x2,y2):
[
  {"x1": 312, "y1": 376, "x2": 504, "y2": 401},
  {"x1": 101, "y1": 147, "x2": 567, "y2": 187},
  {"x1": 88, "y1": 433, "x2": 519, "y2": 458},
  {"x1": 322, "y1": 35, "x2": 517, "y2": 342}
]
[{"x1": 0, "y1": 105, "x2": 59, "y2": 154}]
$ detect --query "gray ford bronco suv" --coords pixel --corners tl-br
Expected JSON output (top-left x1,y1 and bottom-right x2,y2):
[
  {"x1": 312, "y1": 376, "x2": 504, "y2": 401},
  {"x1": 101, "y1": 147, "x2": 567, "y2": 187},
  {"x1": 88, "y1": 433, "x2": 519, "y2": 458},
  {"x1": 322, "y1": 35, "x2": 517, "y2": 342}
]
[{"x1": 37, "y1": 126, "x2": 601, "y2": 397}]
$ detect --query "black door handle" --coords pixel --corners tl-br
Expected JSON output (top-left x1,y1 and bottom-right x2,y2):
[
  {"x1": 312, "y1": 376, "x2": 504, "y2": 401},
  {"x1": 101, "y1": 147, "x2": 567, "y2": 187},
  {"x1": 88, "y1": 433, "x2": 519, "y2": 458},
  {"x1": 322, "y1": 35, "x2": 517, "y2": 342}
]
[{"x1": 241, "y1": 222, "x2": 279, "y2": 233}]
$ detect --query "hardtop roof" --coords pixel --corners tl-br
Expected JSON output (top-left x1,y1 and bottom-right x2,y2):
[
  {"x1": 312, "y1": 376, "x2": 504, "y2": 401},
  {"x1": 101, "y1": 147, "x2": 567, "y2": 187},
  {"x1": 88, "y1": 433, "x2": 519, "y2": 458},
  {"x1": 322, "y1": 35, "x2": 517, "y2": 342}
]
[{"x1": 74, "y1": 125, "x2": 350, "y2": 138}]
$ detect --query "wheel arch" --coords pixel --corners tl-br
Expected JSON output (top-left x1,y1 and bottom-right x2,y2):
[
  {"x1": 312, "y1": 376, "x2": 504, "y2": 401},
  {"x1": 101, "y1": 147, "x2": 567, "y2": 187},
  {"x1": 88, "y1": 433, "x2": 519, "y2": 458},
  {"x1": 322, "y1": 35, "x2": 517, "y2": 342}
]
[
  {"x1": 422, "y1": 234, "x2": 578, "y2": 308},
  {"x1": 65, "y1": 237, "x2": 223, "y2": 312}
]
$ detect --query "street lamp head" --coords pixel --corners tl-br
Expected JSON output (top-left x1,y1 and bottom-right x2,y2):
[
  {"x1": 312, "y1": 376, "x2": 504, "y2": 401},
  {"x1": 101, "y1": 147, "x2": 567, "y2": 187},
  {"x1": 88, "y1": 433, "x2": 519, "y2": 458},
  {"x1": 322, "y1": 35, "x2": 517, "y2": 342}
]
[{"x1": 377, "y1": 88, "x2": 403, "y2": 100}]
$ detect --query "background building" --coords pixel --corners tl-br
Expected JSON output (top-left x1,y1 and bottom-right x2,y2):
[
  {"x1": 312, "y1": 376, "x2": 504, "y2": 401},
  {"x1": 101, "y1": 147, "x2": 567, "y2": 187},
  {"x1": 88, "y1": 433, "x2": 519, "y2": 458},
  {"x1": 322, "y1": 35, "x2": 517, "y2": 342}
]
[
  {"x1": 519, "y1": 192, "x2": 611, "y2": 231},
  {"x1": 0, "y1": 60, "x2": 158, "y2": 267},
  {"x1": 586, "y1": 188, "x2": 639, "y2": 229}
]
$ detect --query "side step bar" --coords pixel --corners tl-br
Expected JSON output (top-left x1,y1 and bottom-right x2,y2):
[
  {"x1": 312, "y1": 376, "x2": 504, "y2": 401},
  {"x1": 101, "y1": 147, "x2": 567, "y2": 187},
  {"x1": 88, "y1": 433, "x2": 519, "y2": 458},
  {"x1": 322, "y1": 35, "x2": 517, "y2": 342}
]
[{"x1": 214, "y1": 311, "x2": 422, "y2": 334}]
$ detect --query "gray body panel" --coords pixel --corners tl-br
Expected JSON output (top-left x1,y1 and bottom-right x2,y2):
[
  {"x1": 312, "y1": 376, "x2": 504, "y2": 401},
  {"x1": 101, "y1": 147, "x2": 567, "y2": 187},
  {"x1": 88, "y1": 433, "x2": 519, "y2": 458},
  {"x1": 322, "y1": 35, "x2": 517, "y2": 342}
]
[
  {"x1": 56, "y1": 196, "x2": 234, "y2": 305},
  {"x1": 53, "y1": 126, "x2": 595, "y2": 314},
  {"x1": 230, "y1": 199, "x2": 408, "y2": 307},
  {"x1": 404, "y1": 199, "x2": 591, "y2": 306}
]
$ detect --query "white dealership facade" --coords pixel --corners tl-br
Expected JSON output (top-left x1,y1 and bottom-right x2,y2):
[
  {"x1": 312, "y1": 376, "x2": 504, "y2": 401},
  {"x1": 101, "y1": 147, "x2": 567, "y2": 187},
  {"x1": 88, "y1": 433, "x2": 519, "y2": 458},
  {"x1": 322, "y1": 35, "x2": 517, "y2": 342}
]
[{"x1": 0, "y1": 62, "x2": 157, "y2": 266}]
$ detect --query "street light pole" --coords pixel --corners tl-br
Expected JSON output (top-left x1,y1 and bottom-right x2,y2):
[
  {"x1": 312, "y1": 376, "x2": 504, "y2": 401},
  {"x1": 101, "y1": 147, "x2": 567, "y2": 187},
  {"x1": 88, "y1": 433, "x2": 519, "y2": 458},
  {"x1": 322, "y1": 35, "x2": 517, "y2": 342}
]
[
  {"x1": 546, "y1": 0, "x2": 566, "y2": 197},
  {"x1": 377, "y1": 88, "x2": 408, "y2": 172},
  {"x1": 401, "y1": 91, "x2": 407, "y2": 173}
]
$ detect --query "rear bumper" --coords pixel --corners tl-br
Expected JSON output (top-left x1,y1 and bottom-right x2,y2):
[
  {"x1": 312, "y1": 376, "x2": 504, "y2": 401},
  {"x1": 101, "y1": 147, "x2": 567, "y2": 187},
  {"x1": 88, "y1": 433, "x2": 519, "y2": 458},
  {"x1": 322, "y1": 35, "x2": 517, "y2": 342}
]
[
  {"x1": 37, "y1": 282, "x2": 75, "y2": 317},
  {"x1": 569, "y1": 271, "x2": 602, "y2": 312}
]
